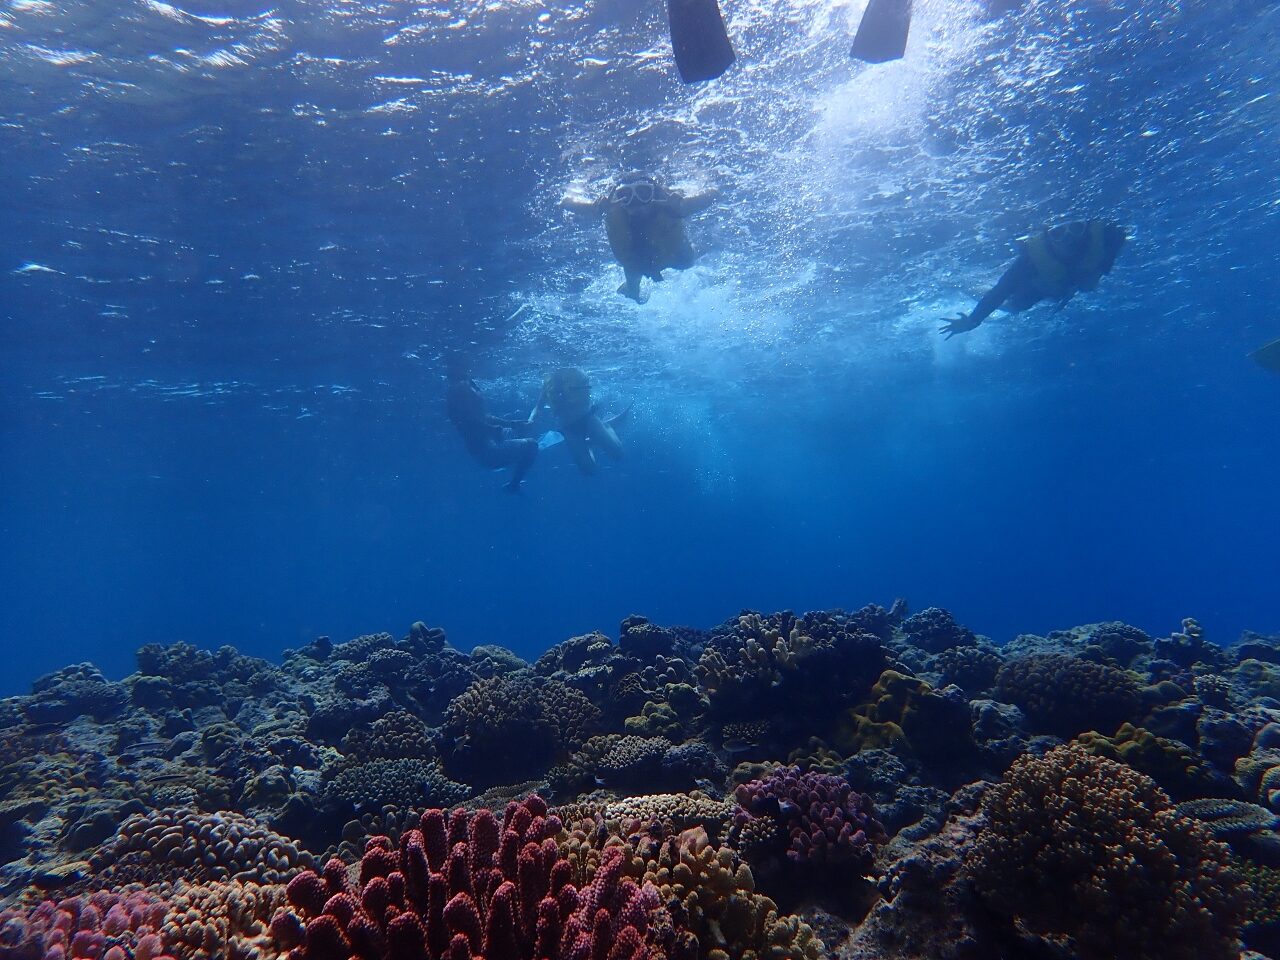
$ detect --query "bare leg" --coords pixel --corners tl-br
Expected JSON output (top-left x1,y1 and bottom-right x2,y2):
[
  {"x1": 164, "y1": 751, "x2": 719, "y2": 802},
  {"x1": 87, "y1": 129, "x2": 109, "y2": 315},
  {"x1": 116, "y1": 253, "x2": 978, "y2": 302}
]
[
  {"x1": 503, "y1": 438, "x2": 538, "y2": 492},
  {"x1": 618, "y1": 267, "x2": 644, "y2": 302},
  {"x1": 563, "y1": 431, "x2": 598, "y2": 474},
  {"x1": 584, "y1": 413, "x2": 623, "y2": 461}
]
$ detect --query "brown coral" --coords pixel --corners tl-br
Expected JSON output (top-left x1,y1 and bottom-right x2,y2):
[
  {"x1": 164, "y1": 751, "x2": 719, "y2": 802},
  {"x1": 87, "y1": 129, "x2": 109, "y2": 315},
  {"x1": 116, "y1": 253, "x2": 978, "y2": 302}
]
[
  {"x1": 994, "y1": 654, "x2": 1141, "y2": 737},
  {"x1": 967, "y1": 744, "x2": 1246, "y2": 960},
  {"x1": 156, "y1": 879, "x2": 287, "y2": 960},
  {"x1": 89, "y1": 808, "x2": 314, "y2": 887}
]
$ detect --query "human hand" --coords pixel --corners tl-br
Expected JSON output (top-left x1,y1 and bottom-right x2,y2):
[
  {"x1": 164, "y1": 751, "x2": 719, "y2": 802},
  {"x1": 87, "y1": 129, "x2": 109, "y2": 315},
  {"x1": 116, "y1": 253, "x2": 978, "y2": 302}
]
[{"x1": 938, "y1": 313, "x2": 980, "y2": 339}]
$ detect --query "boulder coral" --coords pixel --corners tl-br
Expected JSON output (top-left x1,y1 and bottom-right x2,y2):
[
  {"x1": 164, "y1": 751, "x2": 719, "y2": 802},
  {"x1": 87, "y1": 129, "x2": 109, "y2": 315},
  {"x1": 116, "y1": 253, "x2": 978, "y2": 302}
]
[
  {"x1": 967, "y1": 744, "x2": 1245, "y2": 960},
  {"x1": 993, "y1": 653, "x2": 1141, "y2": 738}
]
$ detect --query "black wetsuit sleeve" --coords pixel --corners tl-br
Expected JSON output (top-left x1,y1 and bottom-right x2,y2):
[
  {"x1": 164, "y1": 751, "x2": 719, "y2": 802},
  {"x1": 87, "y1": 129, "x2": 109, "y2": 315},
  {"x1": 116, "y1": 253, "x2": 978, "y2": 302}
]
[{"x1": 971, "y1": 254, "x2": 1035, "y2": 325}]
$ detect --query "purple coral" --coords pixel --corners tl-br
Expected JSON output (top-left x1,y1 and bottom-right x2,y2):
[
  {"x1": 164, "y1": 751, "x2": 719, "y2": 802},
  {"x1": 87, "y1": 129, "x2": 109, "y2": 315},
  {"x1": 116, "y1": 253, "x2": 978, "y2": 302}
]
[{"x1": 732, "y1": 766, "x2": 884, "y2": 871}]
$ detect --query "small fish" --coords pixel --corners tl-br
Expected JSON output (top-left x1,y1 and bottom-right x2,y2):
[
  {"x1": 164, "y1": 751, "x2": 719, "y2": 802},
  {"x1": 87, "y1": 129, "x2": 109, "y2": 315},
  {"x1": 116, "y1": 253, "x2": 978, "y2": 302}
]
[{"x1": 722, "y1": 738, "x2": 755, "y2": 753}]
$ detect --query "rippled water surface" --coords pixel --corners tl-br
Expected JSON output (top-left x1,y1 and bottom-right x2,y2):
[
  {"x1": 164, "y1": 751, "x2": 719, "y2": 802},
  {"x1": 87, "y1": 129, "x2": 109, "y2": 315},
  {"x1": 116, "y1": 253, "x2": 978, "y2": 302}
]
[{"x1": 1, "y1": 0, "x2": 1277, "y2": 688}]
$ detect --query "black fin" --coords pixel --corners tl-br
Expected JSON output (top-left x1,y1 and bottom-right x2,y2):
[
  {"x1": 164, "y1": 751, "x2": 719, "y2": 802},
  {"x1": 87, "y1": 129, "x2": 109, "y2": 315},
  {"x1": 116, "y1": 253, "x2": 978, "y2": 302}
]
[
  {"x1": 666, "y1": 0, "x2": 736, "y2": 84},
  {"x1": 850, "y1": 0, "x2": 913, "y2": 64}
]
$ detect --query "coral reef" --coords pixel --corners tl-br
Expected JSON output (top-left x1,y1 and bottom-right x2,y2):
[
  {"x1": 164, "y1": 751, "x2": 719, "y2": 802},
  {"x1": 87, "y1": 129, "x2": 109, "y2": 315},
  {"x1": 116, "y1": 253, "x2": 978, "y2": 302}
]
[
  {"x1": 89, "y1": 808, "x2": 313, "y2": 887},
  {"x1": 0, "y1": 604, "x2": 1269, "y2": 960}
]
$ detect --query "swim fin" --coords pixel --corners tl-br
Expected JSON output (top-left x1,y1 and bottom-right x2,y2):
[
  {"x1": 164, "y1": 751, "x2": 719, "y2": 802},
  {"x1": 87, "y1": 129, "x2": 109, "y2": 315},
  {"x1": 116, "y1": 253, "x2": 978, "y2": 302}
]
[
  {"x1": 1251, "y1": 337, "x2": 1280, "y2": 373},
  {"x1": 666, "y1": 0, "x2": 735, "y2": 84},
  {"x1": 850, "y1": 0, "x2": 913, "y2": 64}
]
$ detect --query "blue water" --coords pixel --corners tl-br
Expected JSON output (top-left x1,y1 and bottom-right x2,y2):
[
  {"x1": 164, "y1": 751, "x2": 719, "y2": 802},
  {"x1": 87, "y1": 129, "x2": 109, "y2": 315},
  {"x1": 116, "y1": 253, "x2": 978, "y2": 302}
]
[{"x1": 1, "y1": 0, "x2": 1277, "y2": 693}]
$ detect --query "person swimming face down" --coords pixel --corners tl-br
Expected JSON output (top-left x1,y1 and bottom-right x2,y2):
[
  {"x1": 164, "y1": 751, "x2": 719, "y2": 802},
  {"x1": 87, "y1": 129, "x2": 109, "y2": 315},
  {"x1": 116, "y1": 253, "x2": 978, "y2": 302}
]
[
  {"x1": 939, "y1": 220, "x2": 1127, "y2": 339},
  {"x1": 562, "y1": 172, "x2": 718, "y2": 304}
]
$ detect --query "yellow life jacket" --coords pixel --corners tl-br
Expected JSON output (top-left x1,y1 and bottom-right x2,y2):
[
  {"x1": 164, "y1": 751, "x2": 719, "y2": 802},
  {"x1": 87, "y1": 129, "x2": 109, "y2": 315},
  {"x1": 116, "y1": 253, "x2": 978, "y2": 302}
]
[{"x1": 1024, "y1": 221, "x2": 1109, "y2": 299}]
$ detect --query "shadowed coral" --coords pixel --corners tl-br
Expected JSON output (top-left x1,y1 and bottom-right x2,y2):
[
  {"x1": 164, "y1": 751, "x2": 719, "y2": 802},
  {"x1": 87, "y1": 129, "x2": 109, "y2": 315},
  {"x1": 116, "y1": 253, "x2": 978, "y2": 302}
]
[
  {"x1": 342, "y1": 710, "x2": 437, "y2": 761},
  {"x1": 994, "y1": 654, "x2": 1141, "y2": 738},
  {"x1": 695, "y1": 612, "x2": 886, "y2": 723},
  {"x1": 834, "y1": 671, "x2": 974, "y2": 761},
  {"x1": 968, "y1": 744, "x2": 1246, "y2": 960},
  {"x1": 1075, "y1": 722, "x2": 1223, "y2": 801},
  {"x1": 900, "y1": 608, "x2": 975, "y2": 653},
  {"x1": 322, "y1": 759, "x2": 469, "y2": 812},
  {"x1": 441, "y1": 676, "x2": 600, "y2": 787},
  {"x1": 930, "y1": 646, "x2": 1002, "y2": 693},
  {"x1": 24, "y1": 664, "x2": 128, "y2": 724}
]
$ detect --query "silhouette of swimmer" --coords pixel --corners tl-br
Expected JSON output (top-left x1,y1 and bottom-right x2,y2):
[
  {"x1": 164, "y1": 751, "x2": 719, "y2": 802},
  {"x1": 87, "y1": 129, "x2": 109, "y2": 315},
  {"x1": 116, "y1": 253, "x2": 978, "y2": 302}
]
[
  {"x1": 446, "y1": 375, "x2": 539, "y2": 492},
  {"x1": 563, "y1": 172, "x2": 718, "y2": 304},
  {"x1": 940, "y1": 220, "x2": 1127, "y2": 339}
]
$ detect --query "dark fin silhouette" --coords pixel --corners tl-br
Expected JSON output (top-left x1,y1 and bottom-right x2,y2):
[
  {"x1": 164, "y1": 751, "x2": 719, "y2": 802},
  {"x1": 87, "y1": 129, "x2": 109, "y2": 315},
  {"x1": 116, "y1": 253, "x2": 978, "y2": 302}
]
[
  {"x1": 1252, "y1": 337, "x2": 1280, "y2": 373},
  {"x1": 606, "y1": 404, "x2": 632, "y2": 430},
  {"x1": 850, "y1": 0, "x2": 913, "y2": 64},
  {"x1": 667, "y1": 0, "x2": 736, "y2": 84}
]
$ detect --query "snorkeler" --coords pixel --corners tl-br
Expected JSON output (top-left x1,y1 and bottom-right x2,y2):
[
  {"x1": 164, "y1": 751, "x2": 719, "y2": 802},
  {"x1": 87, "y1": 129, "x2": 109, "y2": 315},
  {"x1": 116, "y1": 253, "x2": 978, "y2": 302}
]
[
  {"x1": 446, "y1": 375, "x2": 539, "y2": 492},
  {"x1": 562, "y1": 172, "x2": 718, "y2": 304},
  {"x1": 528, "y1": 367, "x2": 628, "y2": 476},
  {"x1": 939, "y1": 220, "x2": 1128, "y2": 339}
]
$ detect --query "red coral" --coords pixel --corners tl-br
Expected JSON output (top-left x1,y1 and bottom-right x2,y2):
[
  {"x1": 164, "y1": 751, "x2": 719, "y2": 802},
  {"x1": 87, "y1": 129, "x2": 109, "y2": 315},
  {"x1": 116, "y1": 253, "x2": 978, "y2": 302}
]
[
  {"x1": 0, "y1": 890, "x2": 176, "y2": 960},
  {"x1": 732, "y1": 766, "x2": 884, "y2": 871},
  {"x1": 283, "y1": 796, "x2": 692, "y2": 960}
]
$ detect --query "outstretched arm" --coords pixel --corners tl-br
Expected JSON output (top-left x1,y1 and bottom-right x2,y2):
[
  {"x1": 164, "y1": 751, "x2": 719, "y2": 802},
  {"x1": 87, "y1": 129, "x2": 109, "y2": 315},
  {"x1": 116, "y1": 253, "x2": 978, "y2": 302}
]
[
  {"x1": 561, "y1": 193, "x2": 603, "y2": 215},
  {"x1": 939, "y1": 255, "x2": 1033, "y2": 338},
  {"x1": 674, "y1": 187, "x2": 719, "y2": 217},
  {"x1": 527, "y1": 383, "x2": 550, "y2": 426}
]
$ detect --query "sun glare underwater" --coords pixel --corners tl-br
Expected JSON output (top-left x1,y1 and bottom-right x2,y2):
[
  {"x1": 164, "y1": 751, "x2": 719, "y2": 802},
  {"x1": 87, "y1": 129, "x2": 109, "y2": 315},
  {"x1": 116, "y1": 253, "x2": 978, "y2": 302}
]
[{"x1": 1, "y1": 0, "x2": 1280, "y2": 958}]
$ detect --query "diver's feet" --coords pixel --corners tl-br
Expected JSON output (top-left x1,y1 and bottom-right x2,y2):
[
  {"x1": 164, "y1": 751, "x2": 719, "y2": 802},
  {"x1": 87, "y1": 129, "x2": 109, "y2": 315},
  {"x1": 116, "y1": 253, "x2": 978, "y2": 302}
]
[{"x1": 616, "y1": 282, "x2": 648, "y2": 304}]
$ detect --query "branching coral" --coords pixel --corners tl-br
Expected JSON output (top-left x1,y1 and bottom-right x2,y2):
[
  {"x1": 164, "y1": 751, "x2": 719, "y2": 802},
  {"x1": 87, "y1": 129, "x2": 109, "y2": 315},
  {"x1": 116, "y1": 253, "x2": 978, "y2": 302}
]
[
  {"x1": 730, "y1": 767, "x2": 883, "y2": 872},
  {"x1": 0, "y1": 889, "x2": 174, "y2": 960},
  {"x1": 277, "y1": 795, "x2": 696, "y2": 960}
]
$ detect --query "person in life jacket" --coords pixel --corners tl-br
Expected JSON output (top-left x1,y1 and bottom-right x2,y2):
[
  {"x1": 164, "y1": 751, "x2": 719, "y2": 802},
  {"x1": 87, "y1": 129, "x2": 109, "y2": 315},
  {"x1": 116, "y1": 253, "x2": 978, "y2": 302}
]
[
  {"x1": 939, "y1": 220, "x2": 1127, "y2": 339},
  {"x1": 528, "y1": 367, "x2": 629, "y2": 475},
  {"x1": 446, "y1": 374, "x2": 540, "y2": 493},
  {"x1": 562, "y1": 172, "x2": 718, "y2": 304}
]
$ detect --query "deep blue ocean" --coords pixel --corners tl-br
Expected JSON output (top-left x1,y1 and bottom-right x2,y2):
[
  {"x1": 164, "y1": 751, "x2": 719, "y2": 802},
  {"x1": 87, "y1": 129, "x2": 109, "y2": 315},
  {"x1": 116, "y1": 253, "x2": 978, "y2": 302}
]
[{"x1": 1, "y1": 0, "x2": 1276, "y2": 695}]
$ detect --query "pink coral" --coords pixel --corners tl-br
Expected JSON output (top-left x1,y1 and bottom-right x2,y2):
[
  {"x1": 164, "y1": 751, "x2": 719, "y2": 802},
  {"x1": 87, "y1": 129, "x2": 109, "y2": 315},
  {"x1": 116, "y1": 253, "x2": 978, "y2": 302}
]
[
  {"x1": 732, "y1": 766, "x2": 884, "y2": 871},
  {"x1": 0, "y1": 890, "x2": 176, "y2": 960},
  {"x1": 282, "y1": 796, "x2": 694, "y2": 960}
]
